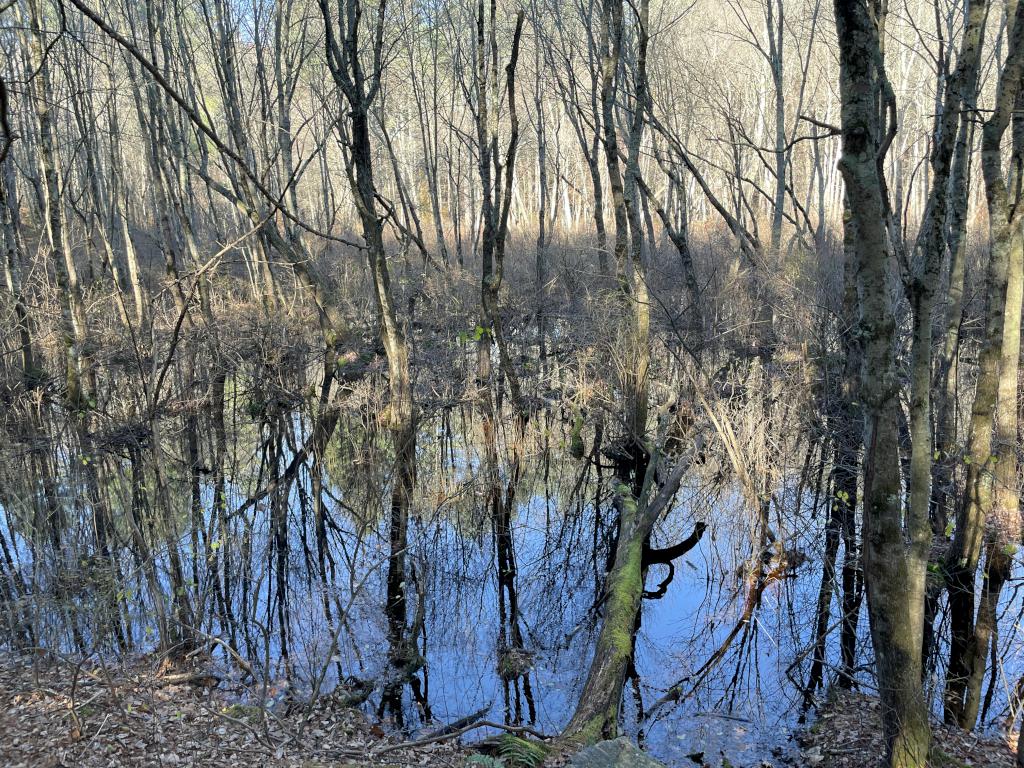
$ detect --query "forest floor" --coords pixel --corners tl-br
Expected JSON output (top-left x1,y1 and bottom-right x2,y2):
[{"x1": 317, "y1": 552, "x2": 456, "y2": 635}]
[
  {"x1": 0, "y1": 652, "x2": 467, "y2": 767},
  {"x1": 5, "y1": 652, "x2": 1021, "y2": 768},
  {"x1": 798, "y1": 690, "x2": 1020, "y2": 768}
]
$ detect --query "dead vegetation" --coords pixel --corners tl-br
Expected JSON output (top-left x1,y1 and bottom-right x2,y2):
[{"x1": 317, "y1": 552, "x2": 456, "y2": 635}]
[
  {"x1": 0, "y1": 652, "x2": 467, "y2": 768},
  {"x1": 798, "y1": 692, "x2": 1019, "y2": 768}
]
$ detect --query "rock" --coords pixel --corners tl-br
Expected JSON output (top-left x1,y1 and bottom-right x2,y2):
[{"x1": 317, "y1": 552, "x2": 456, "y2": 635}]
[
  {"x1": 569, "y1": 738, "x2": 667, "y2": 768},
  {"x1": 804, "y1": 745, "x2": 824, "y2": 765}
]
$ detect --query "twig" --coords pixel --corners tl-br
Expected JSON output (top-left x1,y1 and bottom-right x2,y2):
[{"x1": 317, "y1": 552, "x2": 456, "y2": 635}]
[{"x1": 195, "y1": 699, "x2": 278, "y2": 752}]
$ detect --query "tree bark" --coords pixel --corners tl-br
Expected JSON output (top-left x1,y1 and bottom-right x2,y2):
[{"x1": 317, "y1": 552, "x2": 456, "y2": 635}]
[
  {"x1": 833, "y1": 2, "x2": 930, "y2": 764},
  {"x1": 944, "y1": 0, "x2": 1024, "y2": 725},
  {"x1": 561, "y1": 445, "x2": 699, "y2": 745}
]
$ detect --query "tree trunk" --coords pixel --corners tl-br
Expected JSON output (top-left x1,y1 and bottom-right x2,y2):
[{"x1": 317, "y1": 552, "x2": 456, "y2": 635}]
[
  {"x1": 561, "y1": 448, "x2": 698, "y2": 745},
  {"x1": 319, "y1": 0, "x2": 419, "y2": 722},
  {"x1": 961, "y1": 130, "x2": 1023, "y2": 724},
  {"x1": 944, "y1": 1, "x2": 1024, "y2": 724},
  {"x1": 833, "y1": 2, "x2": 930, "y2": 764}
]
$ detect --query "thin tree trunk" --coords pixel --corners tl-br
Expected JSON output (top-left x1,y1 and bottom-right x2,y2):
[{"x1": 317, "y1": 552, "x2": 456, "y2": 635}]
[
  {"x1": 319, "y1": 0, "x2": 419, "y2": 722},
  {"x1": 944, "y1": 1, "x2": 1024, "y2": 724}
]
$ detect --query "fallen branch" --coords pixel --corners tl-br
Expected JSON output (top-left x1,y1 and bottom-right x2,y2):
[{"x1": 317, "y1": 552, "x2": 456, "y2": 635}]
[
  {"x1": 156, "y1": 671, "x2": 222, "y2": 687},
  {"x1": 422, "y1": 704, "x2": 491, "y2": 738},
  {"x1": 372, "y1": 719, "x2": 550, "y2": 756},
  {"x1": 644, "y1": 558, "x2": 789, "y2": 721}
]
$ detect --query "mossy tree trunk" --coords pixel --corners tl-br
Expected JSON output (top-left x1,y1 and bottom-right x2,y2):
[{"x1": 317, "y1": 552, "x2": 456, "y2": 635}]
[
  {"x1": 559, "y1": 0, "x2": 663, "y2": 746},
  {"x1": 560, "y1": 447, "x2": 699, "y2": 745},
  {"x1": 833, "y1": 2, "x2": 930, "y2": 765}
]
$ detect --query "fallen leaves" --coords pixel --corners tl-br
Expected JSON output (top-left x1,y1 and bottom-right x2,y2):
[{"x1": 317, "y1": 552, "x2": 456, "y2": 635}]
[
  {"x1": 0, "y1": 652, "x2": 466, "y2": 767},
  {"x1": 797, "y1": 691, "x2": 1019, "y2": 768}
]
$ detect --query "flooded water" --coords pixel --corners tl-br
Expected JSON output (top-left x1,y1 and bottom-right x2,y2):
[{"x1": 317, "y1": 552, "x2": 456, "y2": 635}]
[{"x1": 1, "y1": 392, "x2": 1021, "y2": 767}]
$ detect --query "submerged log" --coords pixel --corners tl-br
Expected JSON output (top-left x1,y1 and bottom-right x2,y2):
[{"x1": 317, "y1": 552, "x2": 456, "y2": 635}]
[{"x1": 559, "y1": 437, "x2": 702, "y2": 746}]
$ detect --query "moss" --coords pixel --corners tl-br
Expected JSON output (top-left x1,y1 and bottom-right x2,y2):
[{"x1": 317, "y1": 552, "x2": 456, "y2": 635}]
[
  {"x1": 621, "y1": 495, "x2": 639, "y2": 516},
  {"x1": 574, "y1": 715, "x2": 610, "y2": 748},
  {"x1": 601, "y1": 536, "x2": 645, "y2": 655},
  {"x1": 559, "y1": 514, "x2": 648, "y2": 748}
]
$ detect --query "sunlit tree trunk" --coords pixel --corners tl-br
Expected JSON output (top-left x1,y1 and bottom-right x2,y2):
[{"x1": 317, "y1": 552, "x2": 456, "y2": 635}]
[
  {"x1": 836, "y1": 205, "x2": 864, "y2": 687},
  {"x1": 0, "y1": 152, "x2": 33, "y2": 381},
  {"x1": 24, "y1": 0, "x2": 89, "y2": 405},
  {"x1": 944, "y1": 0, "x2": 1024, "y2": 726},
  {"x1": 959, "y1": 74, "x2": 1024, "y2": 728},
  {"x1": 932, "y1": 57, "x2": 982, "y2": 532},
  {"x1": 765, "y1": 0, "x2": 785, "y2": 255},
  {"x1": 908, "y1": 0, "x2": 988, "y2": 549}
]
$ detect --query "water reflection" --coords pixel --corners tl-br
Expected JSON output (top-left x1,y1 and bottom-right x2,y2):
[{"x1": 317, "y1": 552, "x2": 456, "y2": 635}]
[{"x1": 0, "y1": 389, "x2": 1021, "y2": 767}]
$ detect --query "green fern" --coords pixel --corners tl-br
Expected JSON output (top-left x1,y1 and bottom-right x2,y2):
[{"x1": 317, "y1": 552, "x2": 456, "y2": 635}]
[{"x1": 497, "y1": 735, "x2": 548, "y2": 768}]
